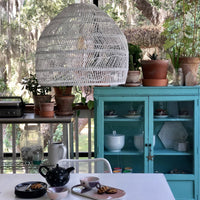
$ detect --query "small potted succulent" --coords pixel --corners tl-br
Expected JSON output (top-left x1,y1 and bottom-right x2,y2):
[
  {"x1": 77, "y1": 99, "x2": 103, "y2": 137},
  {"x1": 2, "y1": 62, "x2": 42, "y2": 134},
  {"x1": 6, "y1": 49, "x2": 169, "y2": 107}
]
[
  {"x1": 22, "y1": 74, "x2": 52, "y2": 115},
  {"x1": 126, "y1": 43, "x2": 143, "y2": 86},
  {"x1": 141, "y1": 51, "x2": 169, "y2": 86}
]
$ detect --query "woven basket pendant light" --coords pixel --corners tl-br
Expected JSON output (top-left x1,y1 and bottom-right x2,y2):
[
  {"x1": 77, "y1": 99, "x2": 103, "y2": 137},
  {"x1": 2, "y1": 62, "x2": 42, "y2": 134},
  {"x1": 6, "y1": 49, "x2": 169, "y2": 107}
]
[{"x1": 36, "y1": 3, "x2": 128, "y2": 86}]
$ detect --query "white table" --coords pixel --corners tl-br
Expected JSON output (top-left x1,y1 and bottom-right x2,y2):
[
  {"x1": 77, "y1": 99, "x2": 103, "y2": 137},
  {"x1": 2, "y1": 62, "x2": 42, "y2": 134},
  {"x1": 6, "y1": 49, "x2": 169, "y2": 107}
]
[{"x1": 0, "y1": 173, "x2": 175, "y2": 200}]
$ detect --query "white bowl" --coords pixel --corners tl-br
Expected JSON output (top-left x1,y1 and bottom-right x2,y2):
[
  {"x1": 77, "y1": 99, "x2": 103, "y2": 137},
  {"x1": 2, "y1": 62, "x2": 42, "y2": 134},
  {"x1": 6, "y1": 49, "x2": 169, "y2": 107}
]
[
  {"x1": 134, "y1": 135, "x2": 155, "y2": 152},
  {"x1": 47, "y1": 186, "x2": 69, "y2": 200},
  {"x1": 104, "y1": 134, "x2": 125, "y2": 152}
]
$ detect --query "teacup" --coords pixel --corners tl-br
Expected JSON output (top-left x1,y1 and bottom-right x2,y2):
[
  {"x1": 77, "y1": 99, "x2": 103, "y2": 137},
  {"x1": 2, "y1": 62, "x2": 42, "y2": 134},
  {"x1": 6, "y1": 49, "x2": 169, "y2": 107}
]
[{"x1": 80, "y1": 176, "x2": 100, "y2": 189}]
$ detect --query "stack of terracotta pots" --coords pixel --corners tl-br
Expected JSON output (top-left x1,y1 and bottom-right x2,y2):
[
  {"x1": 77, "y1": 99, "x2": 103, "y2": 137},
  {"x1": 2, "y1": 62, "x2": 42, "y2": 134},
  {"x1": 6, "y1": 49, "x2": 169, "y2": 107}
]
[{"x1": 141, "y1": 60, "x2": 169, "y2": 86}]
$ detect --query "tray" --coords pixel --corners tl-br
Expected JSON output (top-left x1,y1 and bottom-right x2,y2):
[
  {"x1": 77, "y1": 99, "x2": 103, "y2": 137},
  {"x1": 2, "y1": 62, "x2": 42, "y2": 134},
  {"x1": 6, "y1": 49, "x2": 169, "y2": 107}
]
[{"x1": 71, "y1": 185, "x2": 126, "y2": 200}]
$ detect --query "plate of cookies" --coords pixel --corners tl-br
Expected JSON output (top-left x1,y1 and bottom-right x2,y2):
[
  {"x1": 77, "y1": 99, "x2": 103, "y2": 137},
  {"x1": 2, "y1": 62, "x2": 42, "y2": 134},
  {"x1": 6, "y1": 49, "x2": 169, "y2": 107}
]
[
  {"x1": 15, "y1": 181, "x2": 47, "y2": 198},
  {"x1": 71, "y1": 184, "x2": 126, "y2": 199}
]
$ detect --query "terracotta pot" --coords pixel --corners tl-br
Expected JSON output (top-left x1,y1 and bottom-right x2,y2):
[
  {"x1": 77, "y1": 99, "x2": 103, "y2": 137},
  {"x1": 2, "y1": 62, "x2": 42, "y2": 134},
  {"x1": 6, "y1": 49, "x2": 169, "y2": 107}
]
[
  {"x1": 141, "y1": 60, "x2": 169, "y2": 79},
  {"x1": 40, "y1": 102, "x2": 54, "y2": 112},
  {"x1": 33, "y1": 95, "x2": 51, "y2": 115},
  {"x1": 142, "y1": 79, "x2": 168, "y2": 86},
  {"x1": 54, "y1": 86, "x2": 72, "y2": 96},
  {"x1": 55, "y1": 95, "x2": 75, "y2": 116},
  {"x1": 179, "y1": 57, "x2": 200, "y2": 86},
  {"x1": 39, "y1": 110, "x2": 55, "y2": 118},
  {"x1": 126, "y1": 70, "x2": 141, "y2": 83}
]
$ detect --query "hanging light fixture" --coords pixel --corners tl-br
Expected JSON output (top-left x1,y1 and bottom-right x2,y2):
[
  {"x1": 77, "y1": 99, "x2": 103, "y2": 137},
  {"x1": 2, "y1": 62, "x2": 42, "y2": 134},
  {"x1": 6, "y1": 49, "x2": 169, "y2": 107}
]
[{"x1": 35, "y1": 3, "x2": 128, "y2": 86}]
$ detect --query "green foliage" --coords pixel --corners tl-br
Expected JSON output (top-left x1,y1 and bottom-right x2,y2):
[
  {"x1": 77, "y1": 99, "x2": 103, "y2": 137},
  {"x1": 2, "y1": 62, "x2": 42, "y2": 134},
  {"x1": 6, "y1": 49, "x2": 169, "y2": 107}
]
[
  {"x1": 128, "y1": 43, "x2": 142, "y2": 71},
  {"x1": 4, "y1": 124, "x2": 22, "y2": 152},
  {"x1": 162, "y1": 0, "x2": 200, "y2": 57},
  {"x1": 21, "y1": 74, "x2": 51, "y2": 96},
  {"x1": 87, "y1": 100, "x2": 94, "y2": 110},
  {"x1": 169, "y1": 47, "x2": 181, "y2": 72},
  {"x1": 53, "y1": 124, "x2": 63, "y2": 142},
  {"x1": 0, "y1": 79, "x2": 7, "y2": 93},
  {"x1": 101, "y1": 2, "x2": 127, "y2": 28}
]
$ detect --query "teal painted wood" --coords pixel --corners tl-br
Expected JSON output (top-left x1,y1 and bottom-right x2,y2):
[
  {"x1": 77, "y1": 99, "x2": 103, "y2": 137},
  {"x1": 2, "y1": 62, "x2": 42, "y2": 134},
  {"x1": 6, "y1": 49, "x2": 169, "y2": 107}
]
[{"x1": 94, "y1": 86, "x2": 200, "y2": 199}]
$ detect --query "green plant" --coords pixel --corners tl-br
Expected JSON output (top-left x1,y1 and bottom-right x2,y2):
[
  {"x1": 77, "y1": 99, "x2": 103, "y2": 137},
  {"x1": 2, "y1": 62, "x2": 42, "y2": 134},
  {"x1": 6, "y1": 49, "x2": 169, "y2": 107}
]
[
  {"x1": 148, "y1": 51, "x2": 158, "y2": 60},
  {"x1": 73, "y1": 86, "x2": 94, "y2": 110},
  {"x1": 163, "y1": 0, "x2": 200, "y2": 57},
  {"x1": 22, "y1": 74, "x2": 51, "y2": 96},
  {"x1": 169, "y1": 47, "x2": 181, "y2": 72},
  {"x1": 128, "y1": 43, "x2": 142, "y2": 71}
]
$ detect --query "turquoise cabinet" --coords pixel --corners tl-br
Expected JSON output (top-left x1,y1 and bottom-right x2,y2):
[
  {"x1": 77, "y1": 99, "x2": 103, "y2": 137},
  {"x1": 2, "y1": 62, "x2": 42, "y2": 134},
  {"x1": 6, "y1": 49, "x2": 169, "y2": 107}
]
[{"x1": 94, "y1": 86, "x2": 199, "y2": 200}]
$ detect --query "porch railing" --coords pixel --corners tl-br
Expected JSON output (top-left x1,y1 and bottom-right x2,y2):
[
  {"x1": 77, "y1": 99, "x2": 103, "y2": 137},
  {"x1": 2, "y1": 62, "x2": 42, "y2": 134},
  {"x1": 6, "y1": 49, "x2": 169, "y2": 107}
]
[{"x1": 0, "y1": 109, "x2": 94, "y2": 174}]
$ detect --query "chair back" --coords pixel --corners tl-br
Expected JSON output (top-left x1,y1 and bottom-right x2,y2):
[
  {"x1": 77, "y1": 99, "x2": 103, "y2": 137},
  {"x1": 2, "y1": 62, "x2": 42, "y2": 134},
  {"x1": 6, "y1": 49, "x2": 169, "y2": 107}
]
[{"x1": 57, "y1": 158, "x2": 112, "y2": 173}]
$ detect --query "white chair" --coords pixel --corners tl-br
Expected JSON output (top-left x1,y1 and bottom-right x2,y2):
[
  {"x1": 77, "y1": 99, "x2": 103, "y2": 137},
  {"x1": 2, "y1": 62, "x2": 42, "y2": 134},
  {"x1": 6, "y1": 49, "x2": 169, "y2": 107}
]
[{"x1": 57, "y1": 158, "x2": 112, "y2": 173}]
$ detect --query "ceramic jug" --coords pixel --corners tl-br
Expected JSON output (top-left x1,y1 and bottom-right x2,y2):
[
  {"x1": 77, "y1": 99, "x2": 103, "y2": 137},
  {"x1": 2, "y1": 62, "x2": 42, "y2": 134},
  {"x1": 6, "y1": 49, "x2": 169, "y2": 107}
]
[{"x1": 48, "y1": 142, "x2": 67, "y2": 166}]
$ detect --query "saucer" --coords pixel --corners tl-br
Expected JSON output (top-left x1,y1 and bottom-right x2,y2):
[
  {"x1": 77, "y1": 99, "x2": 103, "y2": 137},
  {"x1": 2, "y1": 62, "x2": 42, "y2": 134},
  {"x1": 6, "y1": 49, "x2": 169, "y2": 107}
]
[
  {"x1": 105, "y1": 115, "x2": 118, "y2": 118},
  {"x1": 124, "y1": 114, "x2": 141, "y2": 119},
  {"x1": 125, "y1": 82, "x2": 141, "y2": 87},
  {"x1": 154, "y1": 115, "x2": 168, "y2": 118}
]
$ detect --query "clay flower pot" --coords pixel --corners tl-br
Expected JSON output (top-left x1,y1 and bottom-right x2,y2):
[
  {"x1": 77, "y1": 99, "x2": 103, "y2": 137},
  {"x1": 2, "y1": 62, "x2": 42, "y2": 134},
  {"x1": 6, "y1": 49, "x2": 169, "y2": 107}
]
[
  {"x1": 55, "y1": 95, "x2": 75, "y2": 116},
  {"x1": 142, "y1": 79, "x2": 168, "y2": 86},
  {"x1": 39, "y1": 102, "x2": 55, "y2": 117},
  {"x1": 33, "y1": 95, "x2": 51, "y2": 115},
  {"x1": 54, "y1": 87, "x2": 72, "y2": 96},
  {"x1": 179, "y1": 57, "x2": 200, "y2": 86},
  {"x1": 141, "y1": 60, "x2": 169, "y2": 79},
  {"x1": 126, "y1": 70, "x2": 141, "y2": 86}
]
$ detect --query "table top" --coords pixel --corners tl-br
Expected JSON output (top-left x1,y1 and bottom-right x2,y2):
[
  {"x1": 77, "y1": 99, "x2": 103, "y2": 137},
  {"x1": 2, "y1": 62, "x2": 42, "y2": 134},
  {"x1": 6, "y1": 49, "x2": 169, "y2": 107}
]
[
  {"x1": 0, "y1": 113, "x2": 72, "y2": 123},
  {"x1": 0, "y1": 173, "x2": 175, "y2": 200}
]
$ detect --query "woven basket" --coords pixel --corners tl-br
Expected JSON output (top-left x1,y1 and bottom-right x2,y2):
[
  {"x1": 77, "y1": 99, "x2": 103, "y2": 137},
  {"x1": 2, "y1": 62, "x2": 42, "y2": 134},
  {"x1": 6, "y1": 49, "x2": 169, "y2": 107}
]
[{"x1": 36, "y1": 3, "x2": 128, "y2": 86}]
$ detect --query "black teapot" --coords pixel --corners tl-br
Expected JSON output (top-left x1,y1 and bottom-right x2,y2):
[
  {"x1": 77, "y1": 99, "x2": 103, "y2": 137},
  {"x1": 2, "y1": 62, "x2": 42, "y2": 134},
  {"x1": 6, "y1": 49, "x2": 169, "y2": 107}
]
[{"x1": 39, "y1": 164, "x2": 74, "y2": 187}]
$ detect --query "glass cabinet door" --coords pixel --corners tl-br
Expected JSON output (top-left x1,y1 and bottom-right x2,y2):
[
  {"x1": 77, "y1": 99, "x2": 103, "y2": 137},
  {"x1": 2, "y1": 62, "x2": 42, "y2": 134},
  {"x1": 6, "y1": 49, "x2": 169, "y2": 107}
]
[
  {"x1": 149, "y1": 97, "x2": 196, "y2": 175},
  {"x1": 102, "y1": 98, "x2": 148, "y2": 173}
]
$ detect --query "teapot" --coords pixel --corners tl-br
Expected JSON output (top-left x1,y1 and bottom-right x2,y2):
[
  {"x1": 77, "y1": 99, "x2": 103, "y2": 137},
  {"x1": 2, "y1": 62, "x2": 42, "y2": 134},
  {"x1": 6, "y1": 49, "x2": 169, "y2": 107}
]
[{"x1": 39, "y1": 164, "x2": 74, "y2": 187}]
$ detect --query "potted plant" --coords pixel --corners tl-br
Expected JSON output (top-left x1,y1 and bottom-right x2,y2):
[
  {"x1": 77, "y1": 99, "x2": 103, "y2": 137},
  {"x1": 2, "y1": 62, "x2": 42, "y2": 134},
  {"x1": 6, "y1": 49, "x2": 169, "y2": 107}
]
[
  {"x1": 162, "y1": 0, "x2": 200, "y2": 85},
  {"x1": 126, "y1": 43, "x2": 142, "y2": 86},
  {"x1": 141, "y1": 51, "x2": 169, "y2": 86},
  {"x1": 22, "y1": 74, "x2": 52, "y2": 115},
  {"x1": 53, "y1": 86, "x2": 74, "y2": 116}
]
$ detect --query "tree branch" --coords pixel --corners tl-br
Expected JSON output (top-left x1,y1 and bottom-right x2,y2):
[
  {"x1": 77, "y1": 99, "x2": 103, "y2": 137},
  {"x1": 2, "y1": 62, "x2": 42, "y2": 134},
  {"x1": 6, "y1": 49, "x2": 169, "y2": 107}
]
[{"x1": 132, "y1": 0, "x2": 166, "y2": 26}]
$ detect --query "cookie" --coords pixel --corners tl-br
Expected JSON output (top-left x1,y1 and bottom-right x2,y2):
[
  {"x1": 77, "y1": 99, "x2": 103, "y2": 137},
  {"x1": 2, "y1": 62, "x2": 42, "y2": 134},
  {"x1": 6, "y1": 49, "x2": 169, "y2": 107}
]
[
  {"x1": 30, "y1": 183, "x2": 43, "y2": 190},
  {"x1": 106, "y1": 188, "x2": 117, "y2": 194},
  {"x1": 97, "y1": 186, "x2": 109, "y2": 194}
]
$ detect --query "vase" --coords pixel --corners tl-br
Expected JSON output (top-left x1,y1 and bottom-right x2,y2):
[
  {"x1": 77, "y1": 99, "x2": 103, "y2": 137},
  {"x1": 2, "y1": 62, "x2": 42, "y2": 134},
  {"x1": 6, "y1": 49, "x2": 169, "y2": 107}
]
[{"x1": 173, "y1": 68, "x2": 184, "y2": 86}]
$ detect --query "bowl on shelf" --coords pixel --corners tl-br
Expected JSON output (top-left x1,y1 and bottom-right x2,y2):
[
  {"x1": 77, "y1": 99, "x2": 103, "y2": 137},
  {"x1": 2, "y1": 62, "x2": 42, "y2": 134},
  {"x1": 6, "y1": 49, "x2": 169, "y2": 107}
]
[{"x1": 104, "y1": 132, "x2": 125, "y2": 152}]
